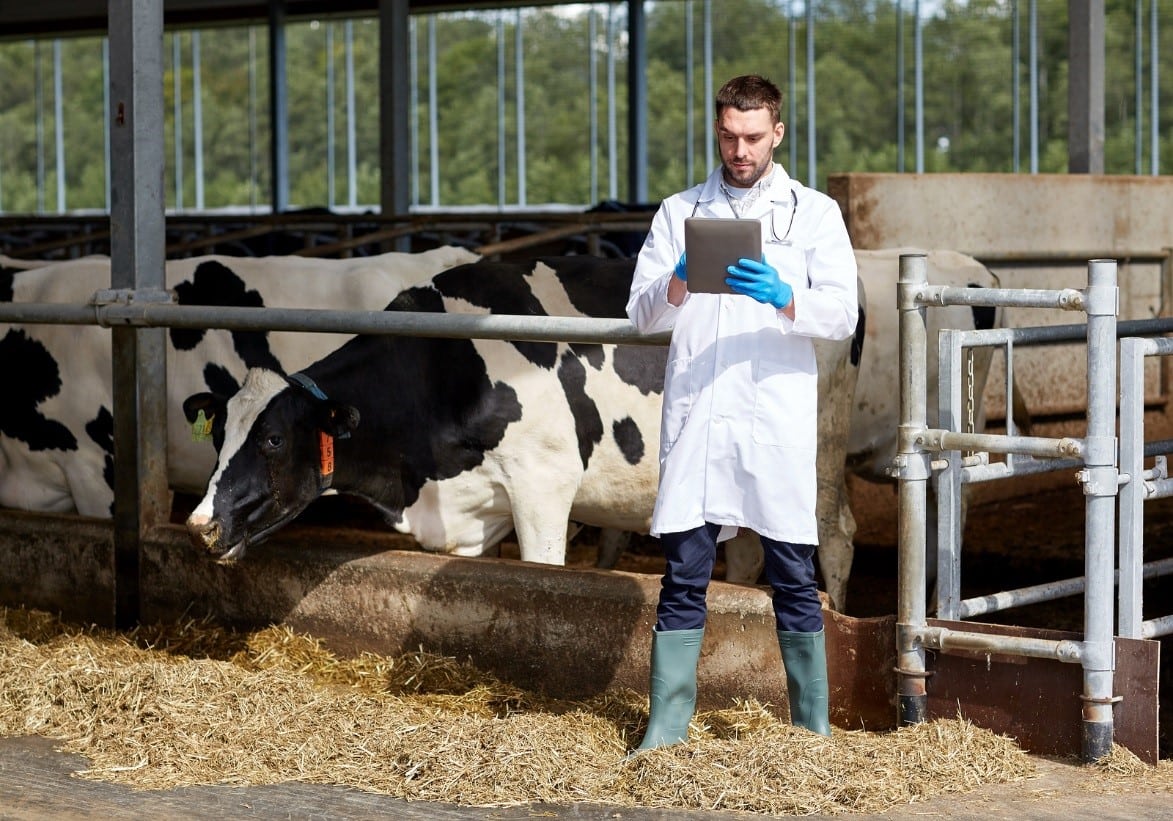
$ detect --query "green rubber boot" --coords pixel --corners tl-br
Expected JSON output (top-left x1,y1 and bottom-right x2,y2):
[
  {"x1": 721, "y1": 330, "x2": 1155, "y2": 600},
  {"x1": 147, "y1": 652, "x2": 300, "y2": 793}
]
[
  {"x1": 777, "y1": 628, "x2": 832, "y2": 736},
  {"x1": 635, "y1": 627, "x2": 704, "y2": 751}
]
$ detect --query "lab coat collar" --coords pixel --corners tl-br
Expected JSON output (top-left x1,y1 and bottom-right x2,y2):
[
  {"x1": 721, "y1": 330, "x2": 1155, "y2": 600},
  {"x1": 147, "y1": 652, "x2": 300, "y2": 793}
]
[{"x1": 693, "y1": 163, "x2": 800, "y2": 217}]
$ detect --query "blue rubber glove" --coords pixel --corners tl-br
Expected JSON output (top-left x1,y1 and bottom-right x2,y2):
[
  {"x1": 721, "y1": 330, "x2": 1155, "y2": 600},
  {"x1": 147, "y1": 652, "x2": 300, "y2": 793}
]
[
  {"x1": 674, "y1": 252, "x2": 688, "y2": 282},
  {"x1": 726, "y1": 257, "x2": 793, "y2": 309}
]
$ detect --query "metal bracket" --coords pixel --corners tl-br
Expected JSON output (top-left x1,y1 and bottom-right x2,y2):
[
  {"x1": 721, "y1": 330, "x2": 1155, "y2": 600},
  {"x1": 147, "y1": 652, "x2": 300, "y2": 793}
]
[
  {"x1": 1076, "y1": 465, "x2": 1121, "y2": 497},
  {"x1": 91, "y1": 287, "x2": 174, "y2": 306},
  {"x1": 891, "y1": 449, "x2": 933, "y2": 482}
]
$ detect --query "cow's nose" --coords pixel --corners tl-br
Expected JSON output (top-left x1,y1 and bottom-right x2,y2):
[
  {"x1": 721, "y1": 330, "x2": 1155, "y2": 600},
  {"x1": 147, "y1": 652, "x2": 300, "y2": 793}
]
[{"x1": 185, "y1": 513, "x2": 220, "y2": 550}]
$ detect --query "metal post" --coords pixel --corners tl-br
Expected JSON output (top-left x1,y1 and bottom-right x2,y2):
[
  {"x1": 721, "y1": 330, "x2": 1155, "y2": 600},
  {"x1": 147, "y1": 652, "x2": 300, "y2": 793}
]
[
  {"x1": 1118, "y1": 337, "x2": 1146, "y2": 639},
  {"x1": 378, "y1": 0, "x2": 411, "y2": 224},
  {"x1": 684, "y1": 0, "x2": 693, "y2": 186},
  {"x1": 627, "y1": 0, "x2": 647, "y2": 202},
  {"x1": 53, "y1": 40, "x2": 65, "y2": 213},
  {"x1": 267, "y1": 0, "x2": 289, "y2": 211},
  {"x1": 513, "y1": 10, "x2": 525, "y2": 207},
  {"x1": 193, "y1": 31, "x2": 204, "y2": 210},
  {"x1": 936, "y1": 328, "x2": 964, "y2": 620},
  {"x1": 429, "y1": 17, "x2": 440, "y2": 206},
  {"x1": 1079, "y1": 258, "x2": 1118, "y2": 762},
  {"x1": 108, "y1": 0, "x2": 170, "y2": 629},
  {"x1": 805, "y1": 0, "x2": 816, "y2": 188},
  {"x1": 914, "y1": 0, "x2": 924, "y2": 173},
  {"x1": 897, "y1": 253, "x2": 930, "y2": 725},
  {"x1": 1068, "y1": 0, "x2": 1105, "y2": 173}
]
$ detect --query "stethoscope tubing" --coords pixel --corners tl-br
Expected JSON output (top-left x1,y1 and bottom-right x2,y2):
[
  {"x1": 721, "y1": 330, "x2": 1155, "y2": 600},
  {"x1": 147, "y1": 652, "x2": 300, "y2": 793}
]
[{"x1": 687, "y1": 187, "x2": 798, "y2": 246}]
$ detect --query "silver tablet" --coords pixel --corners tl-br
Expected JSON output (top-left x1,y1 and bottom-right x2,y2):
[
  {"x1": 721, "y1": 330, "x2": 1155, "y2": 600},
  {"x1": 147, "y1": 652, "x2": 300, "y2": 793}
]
[{"x1": 683, "y1": 217, "x2": 763, "y2": 294}]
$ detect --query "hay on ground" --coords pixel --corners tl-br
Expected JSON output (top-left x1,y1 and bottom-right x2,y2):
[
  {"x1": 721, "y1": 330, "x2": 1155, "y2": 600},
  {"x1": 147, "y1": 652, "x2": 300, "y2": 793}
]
[{"x1": 0, "y1": 605, "x2": 1119, "y2": 814}]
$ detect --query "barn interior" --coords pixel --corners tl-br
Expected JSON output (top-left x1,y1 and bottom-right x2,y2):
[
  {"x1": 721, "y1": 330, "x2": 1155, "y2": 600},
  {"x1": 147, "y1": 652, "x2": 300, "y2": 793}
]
[{"x1": 0, "y1": 2, "x2": 1171, "y2": 809}]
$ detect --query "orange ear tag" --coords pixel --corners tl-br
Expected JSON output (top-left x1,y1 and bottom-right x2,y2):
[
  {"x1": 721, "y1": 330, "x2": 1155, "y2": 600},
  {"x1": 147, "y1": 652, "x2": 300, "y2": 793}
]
[{"x1": 319, "y1": 431, "x2": 335, "y2": 477}]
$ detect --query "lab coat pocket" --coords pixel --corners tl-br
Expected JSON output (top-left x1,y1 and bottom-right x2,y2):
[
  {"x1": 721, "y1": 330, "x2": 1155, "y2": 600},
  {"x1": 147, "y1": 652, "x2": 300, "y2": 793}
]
[
  {"x1": 765, "y1": 244, "x2": 809, "y2": 294},
  {"x1": 751, "y1": 359, "x2": 817, "y2": 448},
  {"x1": 660, "y1": 356, "x2": 694, "y2": 454}
]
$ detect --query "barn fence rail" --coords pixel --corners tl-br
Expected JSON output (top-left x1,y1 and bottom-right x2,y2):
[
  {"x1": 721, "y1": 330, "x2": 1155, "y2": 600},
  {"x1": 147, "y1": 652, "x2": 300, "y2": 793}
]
[
  {"x1": 1, "y1": 252, "x2": 1165, "y2": 762},
  {"x1": 896, "y1": 254, "x2": 1170, "y2": 764},
  {"x1": 0, "y1": 298, "x2": 669, "y2": 347}
]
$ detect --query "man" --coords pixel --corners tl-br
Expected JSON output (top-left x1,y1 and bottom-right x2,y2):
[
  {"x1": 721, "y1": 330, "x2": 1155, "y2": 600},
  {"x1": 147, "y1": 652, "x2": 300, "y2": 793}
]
[{"x1": 626, "y1": 74, "x2": 858, "y2": 749}]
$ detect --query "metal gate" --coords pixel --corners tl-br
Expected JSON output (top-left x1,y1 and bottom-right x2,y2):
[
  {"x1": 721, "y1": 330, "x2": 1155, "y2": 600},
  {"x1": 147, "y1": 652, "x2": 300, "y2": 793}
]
[{"x1": 895, "y1": 254, "x2": 1168, "y2": 763}]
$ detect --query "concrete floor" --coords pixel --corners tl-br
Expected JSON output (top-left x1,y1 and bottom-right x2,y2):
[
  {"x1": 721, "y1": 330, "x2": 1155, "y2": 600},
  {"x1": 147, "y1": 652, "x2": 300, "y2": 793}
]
[{"x1": 0, "y1": 735, "x2": 1169, "y2": 821}]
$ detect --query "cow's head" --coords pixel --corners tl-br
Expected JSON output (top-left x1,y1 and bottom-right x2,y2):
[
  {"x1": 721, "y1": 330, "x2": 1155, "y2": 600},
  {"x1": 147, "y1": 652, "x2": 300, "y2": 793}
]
[{"x1": 182, "y1": 368, "x2": 360, "y2": 562}]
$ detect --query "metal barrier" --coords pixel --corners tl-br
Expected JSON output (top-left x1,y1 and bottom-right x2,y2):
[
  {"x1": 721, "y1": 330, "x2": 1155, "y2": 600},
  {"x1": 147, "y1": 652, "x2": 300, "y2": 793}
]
[
  {"x1": 936, "y1": 316, "x2": 1173, "y2": 622},
  {"x1": 1119, "y1": 336, "x2": 1173, "y2": 641},
  {"x1": 896, "y1": 254, "x2": 1120, "y2": 762}
]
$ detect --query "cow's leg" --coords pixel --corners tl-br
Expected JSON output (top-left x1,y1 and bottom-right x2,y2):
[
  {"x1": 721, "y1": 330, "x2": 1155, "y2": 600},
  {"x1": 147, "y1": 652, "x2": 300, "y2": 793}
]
[
  {"x1": 811, "y1": 330, "x2": 860, "y2": 613},
  {"x1": 509, "y1": 483, "x2": 579, "y2": 566},
  {"x1": 724, "y1": 531, "x2": 764, "y2": 584},
  {"x1": 816, "y1": 474, "x2": 856, "y2": 612},
  {"x1": 64, "y1": 458, "x2": 119, "y2": 519},
  {"x1": 595, "y1": 527, "x2": 631, "y2": 569}
]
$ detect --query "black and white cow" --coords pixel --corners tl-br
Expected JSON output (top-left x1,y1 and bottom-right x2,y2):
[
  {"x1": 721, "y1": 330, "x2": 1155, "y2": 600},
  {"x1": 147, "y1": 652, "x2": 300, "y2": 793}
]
[
  {"x1": 0, "y1": 246, "x2": 479, "y2": 516},
  {"x1": 183, "y1": 257, "x2": 867, "y2": 608},
  {"x1": 0, "y1": 255, "x2": 55, "y2": 271}
]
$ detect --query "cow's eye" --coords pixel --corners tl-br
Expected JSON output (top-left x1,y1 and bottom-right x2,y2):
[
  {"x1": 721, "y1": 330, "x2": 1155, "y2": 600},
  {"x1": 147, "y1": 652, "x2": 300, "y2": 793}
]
[{"x1": 264, "y1": 434, "x2": 284, "y2": 450}]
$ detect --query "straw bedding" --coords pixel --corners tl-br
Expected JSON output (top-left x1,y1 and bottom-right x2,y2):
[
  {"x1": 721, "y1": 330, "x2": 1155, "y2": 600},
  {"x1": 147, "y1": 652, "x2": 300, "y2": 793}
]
[{"x1": 0, "y1": 606, "x2": 1160, "y2": 815}]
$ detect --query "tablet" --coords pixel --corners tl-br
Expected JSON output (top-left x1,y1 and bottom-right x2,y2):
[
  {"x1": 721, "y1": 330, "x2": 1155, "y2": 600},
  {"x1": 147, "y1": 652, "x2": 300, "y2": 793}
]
[{"x1": 683, "y1": 217, "x2": 763, "y2": 294}]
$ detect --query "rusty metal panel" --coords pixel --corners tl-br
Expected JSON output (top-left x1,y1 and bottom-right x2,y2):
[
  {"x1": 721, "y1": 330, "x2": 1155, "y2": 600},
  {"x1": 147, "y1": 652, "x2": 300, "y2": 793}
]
[
  {"x1": 830, "y1": 173, "x2": 1173, "y2": 257},
  {"x1": 926, "y1": 618, "x2": 1159, "y2": 763},
  {"x1": 829, "y1": 172, "x2": 1173, "y2": 426},
  {"x1": 826, "y1": 610, "x2": 897, "y2": 731}
]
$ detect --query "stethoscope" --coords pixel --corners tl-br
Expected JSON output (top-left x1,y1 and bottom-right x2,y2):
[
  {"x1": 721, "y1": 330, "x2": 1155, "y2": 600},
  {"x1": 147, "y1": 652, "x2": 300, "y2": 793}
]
[
  {"x1": 689, "y1": 187, "x2": 798, "y2": 245},
  {"x1": 766, "y1": 189, "x2": 799, "y2": 245}
]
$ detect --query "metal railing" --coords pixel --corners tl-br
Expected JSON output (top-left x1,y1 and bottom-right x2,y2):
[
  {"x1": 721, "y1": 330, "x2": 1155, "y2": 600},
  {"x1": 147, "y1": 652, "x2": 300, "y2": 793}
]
[
  {"x1": 895, "y1": 254, "x2": 1120, "y2": 763},
  {"x1": 1119, "y1": 336, "x2": 1173, "y2": 641}
]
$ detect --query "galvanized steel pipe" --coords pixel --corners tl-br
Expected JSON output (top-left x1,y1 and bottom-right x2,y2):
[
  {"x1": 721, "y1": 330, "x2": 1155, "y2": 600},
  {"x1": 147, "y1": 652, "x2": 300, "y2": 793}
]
[
  {"x1": 915, "y1": 626, "x2": 1083, "y2": 663},
  {"x1": 0, "y1": 300, "x2": 669, "y2": 347},
  {"x1": 916, "y1": 429, "x2": 1084, "y2": 460},
  {"x1": 896, "y1": 252, "x2": 930, "y2": 726},
  {"x1": 917, "y1": 284, "x2": 1086, "y2": 311},
  {"x1": 1080, "y1": 259, "x2": 1119, "y2": 763}
]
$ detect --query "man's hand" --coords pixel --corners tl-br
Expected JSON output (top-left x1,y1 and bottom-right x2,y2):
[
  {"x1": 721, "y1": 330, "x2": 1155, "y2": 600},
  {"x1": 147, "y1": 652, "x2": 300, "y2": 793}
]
[
  {"x1": 674, "y1": 252, "x2": 688, "y2": 282},
  {"x1": 726, "y1": 257, "x2": 792, "y2": 310}
]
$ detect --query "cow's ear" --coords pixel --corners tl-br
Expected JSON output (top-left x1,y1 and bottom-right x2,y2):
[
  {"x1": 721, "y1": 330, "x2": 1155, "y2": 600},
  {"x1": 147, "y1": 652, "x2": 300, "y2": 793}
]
[
  {"x1": 183, "y1": 392, "x2": 225, "y2": 424},
  {"x1": 319, "y1": 401, "x2": 360, "y2": 437}
]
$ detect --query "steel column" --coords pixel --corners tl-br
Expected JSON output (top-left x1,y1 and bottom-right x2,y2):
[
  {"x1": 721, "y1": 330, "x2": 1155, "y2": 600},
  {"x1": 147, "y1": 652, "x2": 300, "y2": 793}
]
[
  {"x1": 1118, "y1": 337, "x2": 1147, "y2": 639},
  {"x1": 936, "y1": 328, "x2": 964, "y2": 620},
  {"x1": 626, "y1": 0, "x2": 647, "y2": 202},
  {"x1": 267, "y1": 0, "x2": 289, "y2": 211},
  {"x1": 1079, "y1": 258, "x2": 1118, "y2": 762},
  {"x1": 107, "y1": 0, "x2": 169, "y2": 629},
  {"x1": 1068, "y1": 0, "x2": 1105, "y2": 173},
  {"x1": 378, "y1": 0, "x2": 410, "y2": 222},
  {"x1": 897, "y1": 252, "x2": 930, "y2": 725}
]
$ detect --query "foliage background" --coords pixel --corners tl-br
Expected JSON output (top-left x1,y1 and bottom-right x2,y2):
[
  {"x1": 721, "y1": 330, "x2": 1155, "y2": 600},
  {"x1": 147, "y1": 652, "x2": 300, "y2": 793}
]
[{"x1": 0, "y1": 0, "x2": 1168, "y2": 214}]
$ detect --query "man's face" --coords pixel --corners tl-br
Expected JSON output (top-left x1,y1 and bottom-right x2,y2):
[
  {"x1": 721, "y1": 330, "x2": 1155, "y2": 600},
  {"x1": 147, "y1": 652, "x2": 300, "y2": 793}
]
[{"x1": 716, "y1": 106, "x2": 784, "y2": 188}]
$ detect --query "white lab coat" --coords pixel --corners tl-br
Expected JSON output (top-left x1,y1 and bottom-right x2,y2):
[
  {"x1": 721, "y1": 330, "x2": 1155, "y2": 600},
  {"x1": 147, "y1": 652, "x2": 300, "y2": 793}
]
[{"x1": 626, "y1": 164, "x2": 858, "y2": 544}]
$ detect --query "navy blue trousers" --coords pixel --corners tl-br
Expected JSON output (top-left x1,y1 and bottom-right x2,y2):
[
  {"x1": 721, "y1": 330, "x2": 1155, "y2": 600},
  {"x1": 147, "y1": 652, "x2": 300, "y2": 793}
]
[{"x1": 655, "y1": 523, "x2": 823, "y2": 634}]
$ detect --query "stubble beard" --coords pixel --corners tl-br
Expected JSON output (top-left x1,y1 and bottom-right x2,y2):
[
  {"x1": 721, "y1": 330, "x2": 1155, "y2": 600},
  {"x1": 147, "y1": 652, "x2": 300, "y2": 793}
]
[{"x1": 722, "y1": 156, "x2": 773, "y2": 189}]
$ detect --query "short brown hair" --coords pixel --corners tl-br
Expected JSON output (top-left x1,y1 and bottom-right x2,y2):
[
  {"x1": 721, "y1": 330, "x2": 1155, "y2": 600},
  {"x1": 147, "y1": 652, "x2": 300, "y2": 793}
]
[{"x1": 715, "y1": 75, "x2": 783, "y2": 124}]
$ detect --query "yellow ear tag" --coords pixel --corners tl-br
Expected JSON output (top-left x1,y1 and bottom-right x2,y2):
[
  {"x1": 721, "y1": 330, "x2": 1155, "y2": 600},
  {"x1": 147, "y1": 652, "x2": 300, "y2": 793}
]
[{"x1": 191, "y1": 409, "x2": 214, "y2": 442}]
